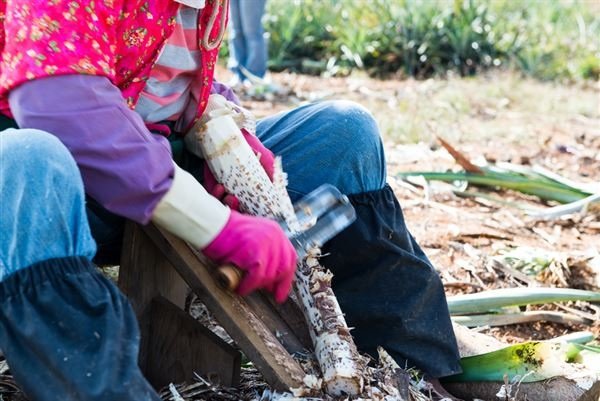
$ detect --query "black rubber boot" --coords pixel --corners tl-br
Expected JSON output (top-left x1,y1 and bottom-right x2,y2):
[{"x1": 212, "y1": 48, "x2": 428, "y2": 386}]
[
  {"x1": 0, "y1": 257, "x2": 161, "y2": 401},
  {"x1": 321, "y1": 184, "x2": 462, "y2": 378}
]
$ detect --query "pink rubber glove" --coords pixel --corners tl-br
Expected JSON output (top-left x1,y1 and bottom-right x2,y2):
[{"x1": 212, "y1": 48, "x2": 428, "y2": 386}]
[
  {"x1": 241, "y1": 129, "x2": 275, "y2": 179},
  {"x1": 202, "y1": 210, "x2": 297, "y2": 303},
  {"x1": 203, "y1": 129, "x2": 275, "y2": 210}
]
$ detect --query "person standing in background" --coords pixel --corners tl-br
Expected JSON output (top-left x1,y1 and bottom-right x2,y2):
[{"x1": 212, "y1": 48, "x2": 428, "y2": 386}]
[{"x1": 227, "y1": 0, "x2": 269, "y2": 87}]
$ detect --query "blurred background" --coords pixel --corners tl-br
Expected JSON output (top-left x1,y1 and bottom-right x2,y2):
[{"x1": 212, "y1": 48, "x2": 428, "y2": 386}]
[{"x1": 221, "y1": 0, "x2": 600, "y2": 82}]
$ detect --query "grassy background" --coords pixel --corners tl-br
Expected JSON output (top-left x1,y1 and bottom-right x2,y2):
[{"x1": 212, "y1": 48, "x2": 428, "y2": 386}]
[{"x1": 221, "y1": 0, "x2": 600, "y2": 82}]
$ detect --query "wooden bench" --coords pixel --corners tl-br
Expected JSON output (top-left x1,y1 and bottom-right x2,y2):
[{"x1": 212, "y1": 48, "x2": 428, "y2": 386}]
[{"x1": 118, "y1": 221, "x2": 312, "y2": 390}]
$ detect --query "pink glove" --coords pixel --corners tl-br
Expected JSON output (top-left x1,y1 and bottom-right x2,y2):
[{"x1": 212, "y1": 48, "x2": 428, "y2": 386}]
[
  {"x1": 202, "y1": 210, "x2": 297, "y2": 303},
  {"x1": 203, "y1": 129, "x2": 275, "y2": 210},
  {"x1": 241, "y1": 129, "x2": 275, "y2": 179}
]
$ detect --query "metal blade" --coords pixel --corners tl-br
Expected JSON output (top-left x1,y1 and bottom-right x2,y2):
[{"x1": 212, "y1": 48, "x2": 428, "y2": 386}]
[
  {"x1": 289, "y1": 199, "x2": 356, "y2": 258},
  {"x1": 289, "y1": 184, "x2": 347, "y2": 233}
]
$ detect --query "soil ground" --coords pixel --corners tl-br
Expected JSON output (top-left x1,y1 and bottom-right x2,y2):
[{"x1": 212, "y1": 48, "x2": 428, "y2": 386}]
[{"x1": 225, "y1": 66, "x2": 600, "y2": 343}]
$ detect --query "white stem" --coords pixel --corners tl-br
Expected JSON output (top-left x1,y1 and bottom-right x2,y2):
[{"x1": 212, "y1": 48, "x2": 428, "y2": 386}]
[
  {"x1": 187, "y1": 94, "x2": 366, "y2": 396},
  {"x1": 526, "y1": 193, "x2": 600, "y2": 220},
  {"x1": 295, "y1": 265, "x2": 365, "y2": 396}
]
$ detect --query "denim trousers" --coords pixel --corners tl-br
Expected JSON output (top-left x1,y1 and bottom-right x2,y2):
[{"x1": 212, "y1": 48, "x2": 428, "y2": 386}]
[
  {"x1": 259, "y1": 101, "x2": 461, "y2": 377},
  {"x1": 257, "y1": 100, "x2": 387, "y2": 198},
  {"x1": 228, "y1": 0, "x2": 268, "y2": 81},
  {"x1": 0, "y1": 128, "x2": 96, "y2": 276},
  {"x1": 0, "y1": 128, "x2": 161, "y2": 401}
]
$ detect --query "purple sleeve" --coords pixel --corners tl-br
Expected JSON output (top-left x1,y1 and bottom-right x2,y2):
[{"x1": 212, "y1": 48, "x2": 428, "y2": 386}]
[
  {"x1": 9, "y1": 75, "x2": 174, "y2": 224},
  {"x1": 211, "y1": 80, "x2": 241, "y2": 105}
]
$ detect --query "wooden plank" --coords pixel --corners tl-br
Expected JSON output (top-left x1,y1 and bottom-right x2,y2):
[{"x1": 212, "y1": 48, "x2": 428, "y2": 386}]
[
  {"x1": 145, "y1": 297, "x2": 241, "y2": 389},
  {"x1": 119, "y1": 221, "x2": 188, "y2": 314},
  {"x1": 142, "y1": 223, "x2": 306, "y2": 391},
  {"x1": 118, "y1": 222, "x2": 189, "y2": 372},
  {"x1": 243, "y1": 292, "x2": 312, "y2": 355},
  {"x1": 261, "y1": 292, "x2": 313, "y2": 352}
]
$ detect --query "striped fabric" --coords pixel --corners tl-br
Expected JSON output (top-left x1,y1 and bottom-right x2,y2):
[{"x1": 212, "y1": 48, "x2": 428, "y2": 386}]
[
  {"x1": 136, "y1": 5, "x2": 204, "y2": 131},
  {"x1": 176, "y1": 0, "x2": 206, "y2": 7}
]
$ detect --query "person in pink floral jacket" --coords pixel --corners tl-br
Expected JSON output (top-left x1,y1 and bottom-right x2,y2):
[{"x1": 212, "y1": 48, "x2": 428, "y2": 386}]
[
  {"x1": 0, "y1": 1, "x2": 298, "y2": 400},
  {"x1": 0, "y1": 0, "x2": 461, "y2": 399}
]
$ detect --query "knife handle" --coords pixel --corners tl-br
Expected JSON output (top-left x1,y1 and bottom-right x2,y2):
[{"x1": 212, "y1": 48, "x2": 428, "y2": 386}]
[{"x1": 216, "y1": 264, "x2": 243, "y2": 291}]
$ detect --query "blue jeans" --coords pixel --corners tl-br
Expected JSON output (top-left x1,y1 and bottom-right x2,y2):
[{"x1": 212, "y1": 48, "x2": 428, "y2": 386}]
[
  {"x1": 257, "y1": 100, "x2": 387, "y2": 201},
  {"x1": 0, "y1": 128, "x2": 96, "y2": 278},
  {"x1": 0, "y1": 128, "x2": 161, "y2": 401},
  {"x1": 228, "y1": 0, "x2": 268, "y2": 81},
  {"x1": 260, "y1": 102, "x2": 461, "y2": 377}
]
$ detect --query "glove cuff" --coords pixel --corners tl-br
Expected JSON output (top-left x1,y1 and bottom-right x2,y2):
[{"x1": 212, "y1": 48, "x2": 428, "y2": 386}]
[{"x1": 151, "y1": 163, "x2": 230, "y2": 249}]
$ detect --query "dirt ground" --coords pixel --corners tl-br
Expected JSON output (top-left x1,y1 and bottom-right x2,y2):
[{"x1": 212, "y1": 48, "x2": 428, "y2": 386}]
[{"x1": 221, "y1": 65, "x2": 600, "y2": 343}]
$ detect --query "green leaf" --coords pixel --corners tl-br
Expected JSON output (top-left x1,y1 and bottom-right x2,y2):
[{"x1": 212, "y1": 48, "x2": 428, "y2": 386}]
[
  {"x1": 445, "y1": 342, "x2": 569, "y2": 382},
  {"x1": 447, "y1": 287, "x2": 600, "y2": 315}
]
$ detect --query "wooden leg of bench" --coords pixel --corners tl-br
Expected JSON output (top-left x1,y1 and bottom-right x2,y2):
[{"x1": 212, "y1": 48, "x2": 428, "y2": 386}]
[
  {"x1": 142, "y1": 223, "x2": 307, "y2": 391},
  {"x1": 118, "y1": 222, "x2": 241, "y2": 388},
  {"x1": 145, "y1": 296, "x2": 240, "y2": 389},
  {"x1": 119, "y1": 221, "x2": 187, "y2": 314}
]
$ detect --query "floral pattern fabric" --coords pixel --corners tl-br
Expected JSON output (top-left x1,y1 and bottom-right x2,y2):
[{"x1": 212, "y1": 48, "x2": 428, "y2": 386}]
[{"x1": 0, "y1": 0, "x2": 225, "y2": 120}]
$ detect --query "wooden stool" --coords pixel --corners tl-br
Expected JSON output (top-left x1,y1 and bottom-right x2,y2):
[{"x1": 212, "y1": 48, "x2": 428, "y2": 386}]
[{"x1": 118, "y1": 222, "x2": 312, "y2": 390}]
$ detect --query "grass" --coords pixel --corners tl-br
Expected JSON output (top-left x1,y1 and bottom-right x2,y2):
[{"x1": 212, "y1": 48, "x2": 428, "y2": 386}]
[{"x1": 221, "y1": 0, "x2": 600, "y2": 82}]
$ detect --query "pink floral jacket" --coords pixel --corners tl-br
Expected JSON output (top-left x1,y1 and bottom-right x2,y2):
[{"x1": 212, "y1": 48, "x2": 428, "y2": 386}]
[{"x1": 0, "y1": 0, "x2": 225, "y2": 118}]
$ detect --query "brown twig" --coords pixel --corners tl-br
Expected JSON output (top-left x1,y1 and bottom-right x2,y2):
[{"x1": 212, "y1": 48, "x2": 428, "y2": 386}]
[{"x1": 436, "y1": 135, "x2": 484, "y2": 174}]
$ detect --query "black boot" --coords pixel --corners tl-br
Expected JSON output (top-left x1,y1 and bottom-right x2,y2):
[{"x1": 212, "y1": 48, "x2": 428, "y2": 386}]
[
  {"x1": 321, "y1": 184, "x2": 462, "y2": 378},
  {"x1": 0, "y1": 257, "x2": 161, "y2": 401}
]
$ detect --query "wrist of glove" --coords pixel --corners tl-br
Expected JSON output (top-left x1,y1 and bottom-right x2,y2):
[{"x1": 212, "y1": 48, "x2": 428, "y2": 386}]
[
  {"x1": 202, "y1": 210, "x2": 297, "y2": 303},
  {"x1": 203, "y1": 128, "x2": 275, "y2": 210}
]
